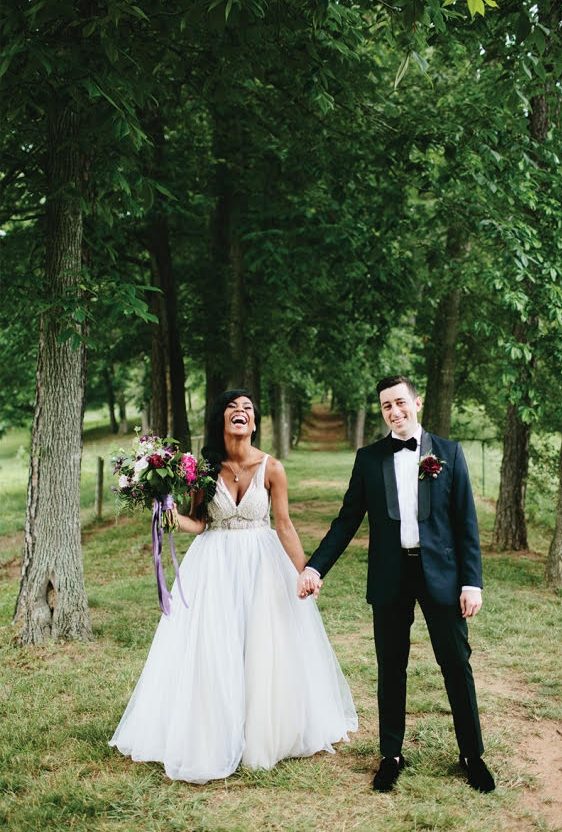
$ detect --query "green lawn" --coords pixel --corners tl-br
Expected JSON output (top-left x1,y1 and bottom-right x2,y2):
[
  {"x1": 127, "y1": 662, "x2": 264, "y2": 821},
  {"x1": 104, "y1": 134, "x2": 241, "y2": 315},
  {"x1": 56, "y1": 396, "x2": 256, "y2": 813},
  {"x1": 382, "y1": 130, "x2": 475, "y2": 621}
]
[{"x1": 0, "y1": 420, "x2": 560, "y2": 832}]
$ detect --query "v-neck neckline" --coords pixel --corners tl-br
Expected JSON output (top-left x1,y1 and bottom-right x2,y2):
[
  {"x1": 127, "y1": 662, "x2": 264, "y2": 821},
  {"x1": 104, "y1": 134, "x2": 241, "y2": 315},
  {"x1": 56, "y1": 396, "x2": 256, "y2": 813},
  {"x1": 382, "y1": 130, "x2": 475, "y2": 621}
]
[{"x1": 219, "y1": 455, "x2": 266, "y2": 508}]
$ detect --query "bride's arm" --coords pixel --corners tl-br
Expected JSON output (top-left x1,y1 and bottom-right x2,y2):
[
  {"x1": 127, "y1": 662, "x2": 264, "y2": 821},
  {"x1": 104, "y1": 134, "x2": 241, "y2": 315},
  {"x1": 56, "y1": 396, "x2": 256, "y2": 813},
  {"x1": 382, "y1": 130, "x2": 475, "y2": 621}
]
[
  {"x1": 175, "y1": 490, "x2": 206, "y2": 535},
  {"x1": 267, "y1": 458, "x2": 307, "y2": 573},
  {"x1": 176, "y1": 513, "x2": 206, "y2": 535}
]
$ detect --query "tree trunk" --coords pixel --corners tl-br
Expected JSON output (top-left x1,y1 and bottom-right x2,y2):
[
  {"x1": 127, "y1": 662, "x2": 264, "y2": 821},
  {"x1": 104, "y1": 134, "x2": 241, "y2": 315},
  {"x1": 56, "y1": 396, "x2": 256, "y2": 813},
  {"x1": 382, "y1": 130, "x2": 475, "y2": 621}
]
[
  {"x1": 149, "y1": 284, "x2": 168, "y2": 437},
  {"x1": 350, "y1": 406, "x2": 367, "y2": 450},
  {"x1": 206, "y1": 109, "x2": 253, "y2": 398},
  {"x1": 492, "y1": 404, "x2": 530, "y2": 550},
  {"x1": 423, "y1": 226, "x2": 466, "y2": 438},
  {"x1": 204, "y1": 360, "x2": 228, "y2": 444},
  {"x1": 423, "y1": 287, "x2": 461, "y2": 437},
  {"x1": 273, "y1": 383, "x2": 291, "y2": 459},
  {"x1": 117, "y1": 392, "x2": 127, "y2": 435},
  {"x1": 492, "y1": 55, "x2": 554, "y2": 554},
  {"x1": 545, "y1": 437, "x2": 562, "y2": 588},
  {"x1": 14, "y1": 103, "x2": 91, "y2": 644},
  {"x1": 103, "y1": 365, "x2": 118, "y2": 434},
  {"x1": 141, "y1": 405, "x2": 151, "y2": 435},
  {"x1": 144, "y1": 111, "x2": 191, "y2": 450},
  {"x1": 147, "y1": 218, "x2": 190, "y2": 449}
]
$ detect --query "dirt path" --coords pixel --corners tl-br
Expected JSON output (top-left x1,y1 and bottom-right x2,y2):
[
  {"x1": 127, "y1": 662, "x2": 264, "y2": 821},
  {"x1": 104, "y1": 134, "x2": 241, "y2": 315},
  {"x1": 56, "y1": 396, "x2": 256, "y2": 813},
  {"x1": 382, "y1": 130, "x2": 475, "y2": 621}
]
[
  {"x1": 300, "y1": 403, "x2": 347, "y2": 450},
  {"x1": 475, "y1": 665, "x2": 562, "y2": 830}
]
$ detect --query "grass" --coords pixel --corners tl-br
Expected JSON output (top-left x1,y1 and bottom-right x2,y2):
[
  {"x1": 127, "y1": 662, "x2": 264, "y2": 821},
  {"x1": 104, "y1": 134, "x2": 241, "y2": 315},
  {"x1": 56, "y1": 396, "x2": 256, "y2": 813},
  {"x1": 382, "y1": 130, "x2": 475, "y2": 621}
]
[{"x1": 0, "y1": 418, "x2": 561, "y2": 831}]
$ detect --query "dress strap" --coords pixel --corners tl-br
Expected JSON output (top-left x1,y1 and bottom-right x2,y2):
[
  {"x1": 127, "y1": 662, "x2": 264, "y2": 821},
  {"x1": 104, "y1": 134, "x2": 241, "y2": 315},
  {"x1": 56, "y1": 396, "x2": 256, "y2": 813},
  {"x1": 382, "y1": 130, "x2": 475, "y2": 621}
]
[{"x1": 257, "y1": 453, "x2": 269, "y2": 489}]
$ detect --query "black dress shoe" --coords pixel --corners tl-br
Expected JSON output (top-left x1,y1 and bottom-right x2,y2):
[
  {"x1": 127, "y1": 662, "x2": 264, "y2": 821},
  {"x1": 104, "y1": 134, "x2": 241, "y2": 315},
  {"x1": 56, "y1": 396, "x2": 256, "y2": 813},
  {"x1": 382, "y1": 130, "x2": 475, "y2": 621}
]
[
  {"x1": 459, "y1": 756, "x2": 495, "y2": 792},
  {"x1": 372, "y1": 755, "x2": 406, "y2": 792}
]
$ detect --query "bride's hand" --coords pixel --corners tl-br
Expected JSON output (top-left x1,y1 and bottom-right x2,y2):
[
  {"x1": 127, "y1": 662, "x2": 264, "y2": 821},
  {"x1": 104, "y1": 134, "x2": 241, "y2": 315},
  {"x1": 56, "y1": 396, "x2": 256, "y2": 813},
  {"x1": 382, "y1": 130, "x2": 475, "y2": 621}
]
[{"x1": 297, "y1": 568, "x2": 322, "y2": 600}]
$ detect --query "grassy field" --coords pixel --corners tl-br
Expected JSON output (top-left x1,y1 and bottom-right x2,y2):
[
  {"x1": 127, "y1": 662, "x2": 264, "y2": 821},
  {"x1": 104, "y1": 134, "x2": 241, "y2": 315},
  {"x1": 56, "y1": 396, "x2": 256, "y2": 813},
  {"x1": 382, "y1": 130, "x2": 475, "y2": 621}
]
[{"x1": 0, "y1": 420, "x2": 561, "y2": 832}]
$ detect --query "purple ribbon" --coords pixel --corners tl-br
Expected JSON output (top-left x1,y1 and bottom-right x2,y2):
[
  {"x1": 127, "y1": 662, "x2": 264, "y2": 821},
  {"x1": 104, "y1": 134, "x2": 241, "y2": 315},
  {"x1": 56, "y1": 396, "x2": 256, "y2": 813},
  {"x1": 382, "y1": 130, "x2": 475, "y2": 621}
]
[{"x1": 151, "y1": 496, "x2": 189, "y2": 615}]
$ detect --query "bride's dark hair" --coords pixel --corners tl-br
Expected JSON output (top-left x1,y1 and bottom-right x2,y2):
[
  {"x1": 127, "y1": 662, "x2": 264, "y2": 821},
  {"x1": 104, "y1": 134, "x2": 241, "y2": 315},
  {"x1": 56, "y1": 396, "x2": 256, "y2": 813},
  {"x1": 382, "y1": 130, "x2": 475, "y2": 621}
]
[{"x1": 201, "y1": 389, "x2": 261, "y2": 477}]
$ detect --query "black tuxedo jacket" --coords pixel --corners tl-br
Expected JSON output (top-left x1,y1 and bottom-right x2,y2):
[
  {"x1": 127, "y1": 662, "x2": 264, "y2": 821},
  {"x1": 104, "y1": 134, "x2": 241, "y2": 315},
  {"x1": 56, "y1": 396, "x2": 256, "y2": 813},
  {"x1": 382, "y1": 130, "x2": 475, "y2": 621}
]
[{"x1": 307, "y1": 430, "x2": 483, "y2": 606}]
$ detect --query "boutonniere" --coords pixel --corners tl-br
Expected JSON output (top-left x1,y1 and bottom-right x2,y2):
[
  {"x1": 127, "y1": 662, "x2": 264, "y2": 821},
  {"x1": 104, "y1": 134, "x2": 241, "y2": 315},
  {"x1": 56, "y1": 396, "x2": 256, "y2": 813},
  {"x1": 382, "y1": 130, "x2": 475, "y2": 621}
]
[{"x1": 418, "y1": 452, "x2": 446, "y2": 480}]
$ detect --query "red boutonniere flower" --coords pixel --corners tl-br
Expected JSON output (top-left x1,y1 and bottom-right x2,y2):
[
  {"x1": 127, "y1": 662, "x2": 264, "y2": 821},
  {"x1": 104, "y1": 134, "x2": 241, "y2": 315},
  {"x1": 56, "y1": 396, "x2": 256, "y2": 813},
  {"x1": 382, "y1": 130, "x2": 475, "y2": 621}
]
[{"x1": 418, "y1": 452, "x2": 446, "y2": 480}]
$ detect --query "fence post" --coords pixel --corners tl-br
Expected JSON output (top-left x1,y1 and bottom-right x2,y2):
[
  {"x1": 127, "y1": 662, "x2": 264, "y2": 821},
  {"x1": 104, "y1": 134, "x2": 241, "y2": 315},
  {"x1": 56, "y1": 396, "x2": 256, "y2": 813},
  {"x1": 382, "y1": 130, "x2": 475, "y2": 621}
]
[
  {"x1": 481, "y1": 441, "x2": 485, "y2": 498},
  {"x1": 95, "y1": 456, "x2": 104, "y2": 520}
]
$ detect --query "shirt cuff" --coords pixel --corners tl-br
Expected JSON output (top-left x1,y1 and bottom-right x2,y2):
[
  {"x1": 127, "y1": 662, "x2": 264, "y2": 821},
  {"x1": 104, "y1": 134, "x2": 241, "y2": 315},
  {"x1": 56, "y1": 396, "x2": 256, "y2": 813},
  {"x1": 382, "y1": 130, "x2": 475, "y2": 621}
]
[
  {"x1": 305, "y1": 566, "x2": 321, "y2": 578},
  {"x1": 461, "y1": 586, "x2": 482, "y2": 592}
]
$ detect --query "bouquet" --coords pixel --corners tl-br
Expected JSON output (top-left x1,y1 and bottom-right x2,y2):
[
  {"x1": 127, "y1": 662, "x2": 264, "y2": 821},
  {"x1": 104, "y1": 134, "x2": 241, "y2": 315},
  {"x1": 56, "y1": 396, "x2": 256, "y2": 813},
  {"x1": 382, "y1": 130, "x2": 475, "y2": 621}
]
[{"x1": 112, "y1": 431, "x2": 216, "y2": 614}]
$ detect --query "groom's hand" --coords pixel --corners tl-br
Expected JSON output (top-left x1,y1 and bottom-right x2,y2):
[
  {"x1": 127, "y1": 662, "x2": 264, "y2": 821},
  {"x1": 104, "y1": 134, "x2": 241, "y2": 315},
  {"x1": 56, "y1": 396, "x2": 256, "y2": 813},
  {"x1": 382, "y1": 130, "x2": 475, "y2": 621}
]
[
  {"x1": 297, "y1": 567, "x2": 322, "y2": 600},
  {"x1": 460, "y1": 589, "x2": 482, "y2": 618}
]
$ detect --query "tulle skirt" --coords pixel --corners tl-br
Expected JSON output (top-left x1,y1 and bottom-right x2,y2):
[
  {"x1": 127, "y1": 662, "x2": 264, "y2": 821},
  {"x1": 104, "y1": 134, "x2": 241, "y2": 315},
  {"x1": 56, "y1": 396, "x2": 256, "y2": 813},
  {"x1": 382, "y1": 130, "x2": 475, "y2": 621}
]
[{"x1": 109, "y1": 526, "x2": 358, "y2": 783}]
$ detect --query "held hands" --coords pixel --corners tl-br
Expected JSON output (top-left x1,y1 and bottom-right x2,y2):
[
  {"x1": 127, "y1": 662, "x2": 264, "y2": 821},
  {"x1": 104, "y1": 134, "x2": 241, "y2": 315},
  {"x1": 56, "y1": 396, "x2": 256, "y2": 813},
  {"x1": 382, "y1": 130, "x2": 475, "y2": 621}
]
[
  {"x1": 460, "y1": 589, "x2": 482, "y2": 618},
  {"x1": 297, "y1": 567, "x2": 323, "y2": 600}
]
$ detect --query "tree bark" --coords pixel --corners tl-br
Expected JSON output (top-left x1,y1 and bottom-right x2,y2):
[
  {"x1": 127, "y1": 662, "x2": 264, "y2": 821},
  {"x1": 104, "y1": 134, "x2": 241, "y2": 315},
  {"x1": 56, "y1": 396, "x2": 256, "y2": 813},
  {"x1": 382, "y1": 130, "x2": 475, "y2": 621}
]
[
  {"x1": 350, "y1": 406, "x2": 367, "y2": 450},
  {"x1": 423, "y1": 287, "x2": 461, "y2": 437},
  {"x1": 423, "y1": 226, "x2": 465, "y2": 437},
  {"x1": 149, "y1": 284, "x2": 168, "y2": 438},
  {"x1": 103, "y1": 365, "x2": 118, "y2": 434},
  {"x1": 493, "y1": 33, "x2": 555, "y2": 554},
  {"x1": 204, "y1": 359, "x2": 228, "y2": 444},
  {"x1": 144, "y1": 111, "x2": 191, "y2": 450},
  {"x1": 14, "y1": 103, "x2": 91, "y2": 644},
  {"x1": 117, "y1": 392, "x2": 127, "y2": 435},
  {"x1": 147, "y1": 217, "x2": 190, "y2": 448},
  {"x1": 272, "y1": 383, "x2": 291, "y2": 459},
  {"x1": 492, "y1": 404, "x2": 530, "y2": 551},
  {"x1": 206, "y1": 109, "x2": 255, "y2": 397},
  {"x1": 545, "y1": 437, "x2": 562, "y2": 588}
]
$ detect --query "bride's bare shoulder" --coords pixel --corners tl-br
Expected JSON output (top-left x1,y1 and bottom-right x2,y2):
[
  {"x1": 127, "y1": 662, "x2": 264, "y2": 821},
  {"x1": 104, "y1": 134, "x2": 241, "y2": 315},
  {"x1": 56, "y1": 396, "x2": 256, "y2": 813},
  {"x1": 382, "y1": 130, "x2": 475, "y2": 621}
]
[{"x1": 264, "y1": 455, "x2": 286, "y2": 486}]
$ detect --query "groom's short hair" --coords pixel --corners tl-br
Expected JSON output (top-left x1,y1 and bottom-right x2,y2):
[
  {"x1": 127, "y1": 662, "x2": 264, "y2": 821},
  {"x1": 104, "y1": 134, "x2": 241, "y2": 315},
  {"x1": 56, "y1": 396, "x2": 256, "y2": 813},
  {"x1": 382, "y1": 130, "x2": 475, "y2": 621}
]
[{"x1": 376, "y1": 375, "x2": 419, "y2": 399}]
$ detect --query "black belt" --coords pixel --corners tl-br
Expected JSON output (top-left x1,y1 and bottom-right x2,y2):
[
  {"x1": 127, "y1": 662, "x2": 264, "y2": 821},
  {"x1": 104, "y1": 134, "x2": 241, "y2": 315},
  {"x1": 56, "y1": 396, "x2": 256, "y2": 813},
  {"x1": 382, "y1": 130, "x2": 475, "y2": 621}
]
[{"x1": 401, "y1": 547, "x2": 421, "y2": 556}]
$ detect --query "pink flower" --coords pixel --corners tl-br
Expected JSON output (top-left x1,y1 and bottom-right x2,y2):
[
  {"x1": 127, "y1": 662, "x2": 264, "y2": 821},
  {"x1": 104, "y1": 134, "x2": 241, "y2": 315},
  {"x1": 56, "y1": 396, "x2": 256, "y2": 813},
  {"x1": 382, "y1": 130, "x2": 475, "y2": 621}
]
[
  {"x1": 148, "y1": 453, "x2": 166, "y2": 469},
  {"x1": 181, "y1": 453, "x2": 198, "y2": 484}
]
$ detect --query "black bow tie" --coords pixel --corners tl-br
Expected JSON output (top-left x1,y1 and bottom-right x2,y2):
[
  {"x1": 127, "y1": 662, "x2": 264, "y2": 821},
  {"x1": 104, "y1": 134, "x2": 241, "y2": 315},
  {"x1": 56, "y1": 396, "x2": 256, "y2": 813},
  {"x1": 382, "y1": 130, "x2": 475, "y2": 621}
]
[{"x1": 391, "y1": 436, "x2": 418, "y2": 453}]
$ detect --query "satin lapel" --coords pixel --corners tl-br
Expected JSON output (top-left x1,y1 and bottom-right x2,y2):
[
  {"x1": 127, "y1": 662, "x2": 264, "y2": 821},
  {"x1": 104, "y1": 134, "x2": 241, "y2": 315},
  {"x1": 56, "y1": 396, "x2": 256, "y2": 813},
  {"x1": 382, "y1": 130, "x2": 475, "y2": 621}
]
[
  {"x1": 382, "y1": 436, "x2": 400, "y2": 521},
  {"x1": 418, "y1": 429, "x2": 432, "y2": 522}
]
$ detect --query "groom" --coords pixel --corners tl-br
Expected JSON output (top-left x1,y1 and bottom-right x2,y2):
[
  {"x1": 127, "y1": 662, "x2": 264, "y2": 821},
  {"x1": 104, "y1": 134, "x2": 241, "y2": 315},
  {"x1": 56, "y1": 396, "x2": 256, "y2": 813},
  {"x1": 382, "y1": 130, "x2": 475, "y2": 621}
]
[{"x1": 298, "y1": 376, "x2": 495, "y2": 793}]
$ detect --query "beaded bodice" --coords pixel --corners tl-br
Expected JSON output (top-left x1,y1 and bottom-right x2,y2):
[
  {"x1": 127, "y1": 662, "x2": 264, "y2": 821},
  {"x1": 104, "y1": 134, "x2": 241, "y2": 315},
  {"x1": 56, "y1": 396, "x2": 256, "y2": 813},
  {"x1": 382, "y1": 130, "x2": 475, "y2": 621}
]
[{"x1": 207, "y1": 454, "x2": 271, "y2": 531}]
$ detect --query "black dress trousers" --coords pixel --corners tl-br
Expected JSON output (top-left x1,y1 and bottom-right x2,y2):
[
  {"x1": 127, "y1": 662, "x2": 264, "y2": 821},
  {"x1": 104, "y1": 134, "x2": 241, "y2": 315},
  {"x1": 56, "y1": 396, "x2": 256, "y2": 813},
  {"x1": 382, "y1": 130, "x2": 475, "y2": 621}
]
[{"x1": 372, "y1": 554, "x2": 484, "y2": 759}]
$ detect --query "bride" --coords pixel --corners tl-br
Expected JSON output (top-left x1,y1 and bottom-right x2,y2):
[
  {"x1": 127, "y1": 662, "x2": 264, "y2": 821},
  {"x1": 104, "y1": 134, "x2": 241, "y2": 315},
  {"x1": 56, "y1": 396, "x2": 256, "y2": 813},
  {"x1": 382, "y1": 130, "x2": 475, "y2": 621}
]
[{"x1": 110, "y1": 389, "x2": 357, "y2": 783}]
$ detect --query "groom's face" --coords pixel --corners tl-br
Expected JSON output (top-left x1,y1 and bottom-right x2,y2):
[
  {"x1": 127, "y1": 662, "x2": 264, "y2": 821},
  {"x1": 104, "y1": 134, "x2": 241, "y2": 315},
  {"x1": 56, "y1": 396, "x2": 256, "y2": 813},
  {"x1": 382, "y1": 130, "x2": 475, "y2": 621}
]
[{"x1": 379, "y1": 383, "x2": 422, "y2": 438}]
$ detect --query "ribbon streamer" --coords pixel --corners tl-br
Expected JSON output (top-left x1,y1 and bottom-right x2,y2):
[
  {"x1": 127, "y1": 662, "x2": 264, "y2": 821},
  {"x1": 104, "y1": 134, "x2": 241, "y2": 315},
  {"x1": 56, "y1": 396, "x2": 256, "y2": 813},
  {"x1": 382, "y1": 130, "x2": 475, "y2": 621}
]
[{"x1": 151, "y1": 496, "x2": 189, "y2": 615}]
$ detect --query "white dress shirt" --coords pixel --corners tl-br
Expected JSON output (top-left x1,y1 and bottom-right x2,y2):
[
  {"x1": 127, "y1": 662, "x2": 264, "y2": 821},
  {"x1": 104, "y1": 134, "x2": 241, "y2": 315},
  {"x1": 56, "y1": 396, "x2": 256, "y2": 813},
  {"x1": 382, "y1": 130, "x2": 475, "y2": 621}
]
[
  {"x1": 394, "y1": 425, "x2": 423, "y2": 548},
  {"x1": 392, "y1": 424, "x2": 481, "y2": 594},
  {"x1": 306, "y1": 426, "x2": 481, "y2": 593}
]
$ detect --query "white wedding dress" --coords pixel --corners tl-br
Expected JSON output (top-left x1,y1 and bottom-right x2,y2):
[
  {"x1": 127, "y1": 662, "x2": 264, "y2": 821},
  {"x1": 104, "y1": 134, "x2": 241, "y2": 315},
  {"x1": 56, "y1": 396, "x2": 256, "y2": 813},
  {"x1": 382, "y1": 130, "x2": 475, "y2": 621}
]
[{"x1": 109, "y1": 454, "x2": 357, "y2": 783}]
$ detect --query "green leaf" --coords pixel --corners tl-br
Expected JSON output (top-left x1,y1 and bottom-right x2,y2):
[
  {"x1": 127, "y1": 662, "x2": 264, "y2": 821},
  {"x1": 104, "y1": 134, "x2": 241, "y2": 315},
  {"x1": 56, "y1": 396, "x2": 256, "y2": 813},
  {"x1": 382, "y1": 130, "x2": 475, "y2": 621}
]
[
  {"x1": 130, "y1": 4, "x2": 149, "y2": 21},
  {"x1": 532, "y1": 27, "x2": 546, "y2": 55},
  {"x1": 467, "y1": 0, "x2": 485, "y2": 17},
  {"x1": 0, "y1": 57, "x2": 12, "y2": 80},
  {"x1": 411, "y1": 51, "x2": 429, "y2": 76},
  {"x1": 394, "y1": 53, "x2": 410, "y2": 91},
  {"x1": 154, "y1": 182, "x2": 177, "y2": 201}
]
